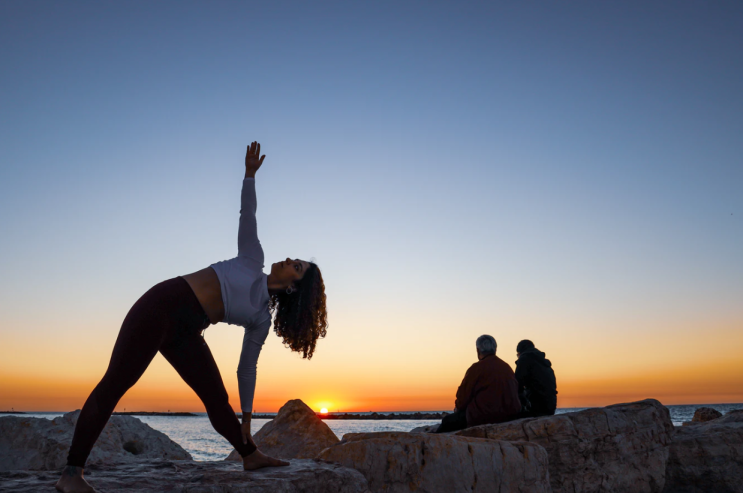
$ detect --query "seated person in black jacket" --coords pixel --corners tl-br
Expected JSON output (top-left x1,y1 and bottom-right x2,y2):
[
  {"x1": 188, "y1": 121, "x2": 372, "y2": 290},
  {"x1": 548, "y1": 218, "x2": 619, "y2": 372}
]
[{"x1": 515, "y1": 340, "x2": 558, "y2": 417}]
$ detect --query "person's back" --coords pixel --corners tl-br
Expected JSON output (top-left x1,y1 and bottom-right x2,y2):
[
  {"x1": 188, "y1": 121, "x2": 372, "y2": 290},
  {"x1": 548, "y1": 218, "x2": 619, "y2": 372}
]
[
  {"x1": 515, "y1": 340, "x2": 557, "y2": 417},
  {"x1": 435, "y1": 335, "x2": 521, "y2": 433},
  {"x1": 456, "y1": 353, "x2": 522, "y2": 427}
]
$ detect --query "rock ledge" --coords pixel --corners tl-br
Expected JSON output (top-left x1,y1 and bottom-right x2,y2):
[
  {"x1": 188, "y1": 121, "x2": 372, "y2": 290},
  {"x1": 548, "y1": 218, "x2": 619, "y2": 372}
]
[{"x1": 0, "y1": 459, "x2": 370, "y2": 492}]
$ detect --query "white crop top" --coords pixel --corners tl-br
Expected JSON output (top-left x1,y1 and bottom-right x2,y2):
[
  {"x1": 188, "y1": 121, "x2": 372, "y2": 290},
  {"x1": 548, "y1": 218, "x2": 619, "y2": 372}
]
[{"x1": 210, "y1": 178, "x2": 271, "y2": 413}]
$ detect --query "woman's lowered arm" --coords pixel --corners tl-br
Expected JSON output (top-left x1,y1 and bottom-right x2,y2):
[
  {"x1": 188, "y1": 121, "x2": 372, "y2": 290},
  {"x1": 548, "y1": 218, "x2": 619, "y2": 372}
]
[{"x1": 237, "y1": 319, "x2": 270, "y2": 446}]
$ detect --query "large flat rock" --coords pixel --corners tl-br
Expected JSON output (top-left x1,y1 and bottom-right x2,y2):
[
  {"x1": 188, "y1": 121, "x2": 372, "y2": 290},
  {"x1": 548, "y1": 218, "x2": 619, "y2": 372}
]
[
  {"x1": 0, "y1": 459, "x2": 371, "y2": 492},
  {"x1": 317, "y1": 431, "x2": 551, "y2": 493},
  {"x1": 663, "y1": 409, "x2": 743, "y2": 493},
  {"x1": 0, "y1": 411, "x2": 191, "y2": 472},
  {"x1": 456, "y1": 398, "x2": 674, "y2": 493}
]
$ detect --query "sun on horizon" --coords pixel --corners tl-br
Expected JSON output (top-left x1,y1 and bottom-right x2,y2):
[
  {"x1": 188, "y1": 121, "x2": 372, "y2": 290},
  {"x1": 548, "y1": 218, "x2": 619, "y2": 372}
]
[{"x1": 320, "y1": 408, "x2": 328, "y2": 414}]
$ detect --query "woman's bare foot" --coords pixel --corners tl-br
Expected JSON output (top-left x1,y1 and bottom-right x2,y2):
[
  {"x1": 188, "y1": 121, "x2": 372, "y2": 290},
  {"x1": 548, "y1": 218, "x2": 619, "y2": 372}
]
[
  {"x1": 55, "y1": 465, "x2": 96, "y2": 492},
  {"x1": 242, "y1": 449, "x2": 290, "y2": 470}
]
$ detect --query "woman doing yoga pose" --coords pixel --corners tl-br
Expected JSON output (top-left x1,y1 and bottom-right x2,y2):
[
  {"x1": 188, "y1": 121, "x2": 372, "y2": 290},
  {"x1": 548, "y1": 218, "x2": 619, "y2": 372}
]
[{"x1": 56, "y1": 142, "x2": 328, "y2": 493}]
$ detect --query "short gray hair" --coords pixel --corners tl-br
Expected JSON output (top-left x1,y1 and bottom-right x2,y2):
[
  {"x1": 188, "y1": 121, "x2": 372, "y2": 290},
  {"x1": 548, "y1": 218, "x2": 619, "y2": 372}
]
[{"x1": 476, "y1": 335, "x2": 497, "y2": 355}]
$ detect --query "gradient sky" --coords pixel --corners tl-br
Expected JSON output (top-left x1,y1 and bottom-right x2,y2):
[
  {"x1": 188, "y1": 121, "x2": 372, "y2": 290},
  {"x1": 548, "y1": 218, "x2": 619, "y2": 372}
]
[{"x1": 1, "y1": 1, "x2": 742, "y2": 413}]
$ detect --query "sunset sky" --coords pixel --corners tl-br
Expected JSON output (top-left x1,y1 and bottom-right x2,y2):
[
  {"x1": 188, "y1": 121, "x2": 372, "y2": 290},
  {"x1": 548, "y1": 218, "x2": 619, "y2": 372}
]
[{"x1": 1, "y1": 1, "x2": 742, "y2": 413}]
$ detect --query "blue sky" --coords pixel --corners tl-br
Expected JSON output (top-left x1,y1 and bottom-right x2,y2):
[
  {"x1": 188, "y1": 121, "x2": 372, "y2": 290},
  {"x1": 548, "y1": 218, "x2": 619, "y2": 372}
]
[{"x1": 1, "y1": 1, "x2": 742, "y2": 409}]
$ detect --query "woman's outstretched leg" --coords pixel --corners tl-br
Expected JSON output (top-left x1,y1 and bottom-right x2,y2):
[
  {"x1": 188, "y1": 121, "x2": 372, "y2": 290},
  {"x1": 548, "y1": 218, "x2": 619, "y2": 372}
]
[
  {"x1": 57, "y1": 281, "x2": 175, "y2": 492},
  {"x1": 160, "y1": 332, "x2": 288, "y2": 469}
]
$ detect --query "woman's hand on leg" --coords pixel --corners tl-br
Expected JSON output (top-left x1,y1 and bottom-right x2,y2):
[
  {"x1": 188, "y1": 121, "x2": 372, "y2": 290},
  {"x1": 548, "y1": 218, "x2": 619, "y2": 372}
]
[{"x1": 240, "y1": 420, "x2": 256, "y2": 449}]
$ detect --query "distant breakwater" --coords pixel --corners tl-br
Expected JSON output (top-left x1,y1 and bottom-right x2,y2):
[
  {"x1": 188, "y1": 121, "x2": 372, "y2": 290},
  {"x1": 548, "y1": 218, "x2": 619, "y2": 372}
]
[
  {"x1": 105, "y1": 411, "x2": 447, "y2": 420},
  {"x1": 113, "y1": 412, "x2": 197, "y2": 417},
  {"x1": 251, "y1": 412, "x2": 449, "y2": 420}
]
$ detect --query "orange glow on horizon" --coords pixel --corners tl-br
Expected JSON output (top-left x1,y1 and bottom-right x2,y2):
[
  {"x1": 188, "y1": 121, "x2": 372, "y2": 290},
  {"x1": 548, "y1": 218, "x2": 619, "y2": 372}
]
[
  {"x1": 2, "y1": 313, "x2": 742, "y2": 413},
  {"x1": 2, "y1": 367, "x2": 743, "y2": 413}
]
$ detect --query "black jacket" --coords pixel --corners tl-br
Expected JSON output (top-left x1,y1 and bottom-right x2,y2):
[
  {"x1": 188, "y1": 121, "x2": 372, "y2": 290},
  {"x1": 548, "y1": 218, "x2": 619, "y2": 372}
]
[{"x1": 515, "y1": 348, "x2": 557, "y2": 416}]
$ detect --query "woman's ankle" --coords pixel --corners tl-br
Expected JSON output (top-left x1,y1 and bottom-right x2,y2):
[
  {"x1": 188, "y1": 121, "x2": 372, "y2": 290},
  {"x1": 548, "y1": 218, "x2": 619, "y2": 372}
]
[{"x1": 61, "y1": 465, "x2": 84, "y2": 477}]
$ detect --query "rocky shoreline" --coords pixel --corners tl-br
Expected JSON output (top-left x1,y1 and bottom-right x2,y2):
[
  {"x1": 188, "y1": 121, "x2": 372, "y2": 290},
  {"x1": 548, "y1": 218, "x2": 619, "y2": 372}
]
[{"x1": 1, "y1": 398, "x2": 741, "y2": 492}]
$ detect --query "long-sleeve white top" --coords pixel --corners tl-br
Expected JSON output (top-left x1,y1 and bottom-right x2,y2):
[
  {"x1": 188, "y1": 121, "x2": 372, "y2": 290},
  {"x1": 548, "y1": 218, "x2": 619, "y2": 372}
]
[{"x1": 210, "y1": 178, "x2": 271, "y2": 413}]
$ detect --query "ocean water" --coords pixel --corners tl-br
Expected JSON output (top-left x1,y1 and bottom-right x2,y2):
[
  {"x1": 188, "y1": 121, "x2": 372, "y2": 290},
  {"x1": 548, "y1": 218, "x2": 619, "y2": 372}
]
[{"x1": 7, "y1": 403, "x2": 741, "y2": 461}]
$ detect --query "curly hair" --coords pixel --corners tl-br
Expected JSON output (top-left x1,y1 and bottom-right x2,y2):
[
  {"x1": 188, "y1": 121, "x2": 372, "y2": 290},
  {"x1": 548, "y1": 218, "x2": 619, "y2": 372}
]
[{"x1": 268, "y1": 262, "x2": 327, "y2": 359}]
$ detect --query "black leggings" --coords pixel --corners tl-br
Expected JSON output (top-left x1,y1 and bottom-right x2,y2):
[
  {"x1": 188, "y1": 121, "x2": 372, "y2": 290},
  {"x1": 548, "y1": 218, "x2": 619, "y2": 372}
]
[{"x1": 66, "y1": 277, "x2": 256, "y2": 467}]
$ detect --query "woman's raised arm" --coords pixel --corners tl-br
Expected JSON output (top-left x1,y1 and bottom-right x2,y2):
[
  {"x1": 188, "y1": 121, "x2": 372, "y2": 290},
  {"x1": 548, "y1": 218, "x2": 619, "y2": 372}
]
[{"x1": 237, "y1": 142, "x2": 266, "y2": 262}]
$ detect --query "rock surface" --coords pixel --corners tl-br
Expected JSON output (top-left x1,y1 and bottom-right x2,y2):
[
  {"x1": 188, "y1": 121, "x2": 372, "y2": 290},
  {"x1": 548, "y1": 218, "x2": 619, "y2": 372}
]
[
  {"x1": 691, "y1": 406, "x2": 723, "y2": 423},
  {"x1": 663, "y1": 408, "x2": 743, "y2": 493},
  {"x1": 409, "y1": 423, "x2": 439, "y2": 433},
  {"x1": 317, "y1": 431, "x2": 551, "y2": 493},
  {"x1": 456, "y1": 399, "x2": 674, "y2": 493},
  {"x1": 0, "y1": 459, "x2": 370, "y2": 492},
  {"x1": 0, "y1": 410, "x2": 191, "y2": 472},
  {"x1": 227, "y1": 399, "x2": 339, "y2": 461}
]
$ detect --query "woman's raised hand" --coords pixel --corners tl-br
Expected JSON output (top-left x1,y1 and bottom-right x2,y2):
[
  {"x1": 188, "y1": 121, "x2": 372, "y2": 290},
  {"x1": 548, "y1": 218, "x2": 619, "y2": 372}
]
[{"x1": 245, "y1": 141, "x2": 266, "y2": 179}]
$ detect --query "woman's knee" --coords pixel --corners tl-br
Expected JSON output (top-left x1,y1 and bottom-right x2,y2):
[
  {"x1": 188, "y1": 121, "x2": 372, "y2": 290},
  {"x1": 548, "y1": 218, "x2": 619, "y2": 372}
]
[{"x1": 94, "y1": 373, "x2": 137, "y2": 403}]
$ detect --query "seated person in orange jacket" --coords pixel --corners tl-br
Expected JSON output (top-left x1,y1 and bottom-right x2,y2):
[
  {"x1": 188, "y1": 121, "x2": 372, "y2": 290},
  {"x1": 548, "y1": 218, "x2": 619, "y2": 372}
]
[{"x1": 435, "y1": 335, "x2": 521, "y2": 433}]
